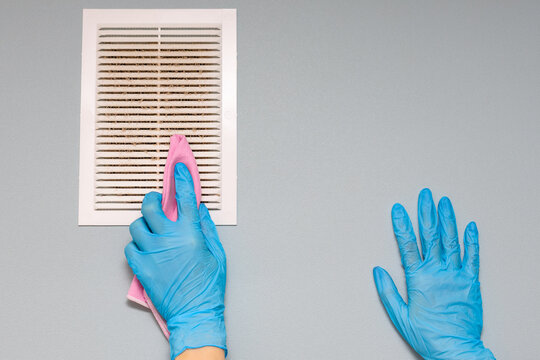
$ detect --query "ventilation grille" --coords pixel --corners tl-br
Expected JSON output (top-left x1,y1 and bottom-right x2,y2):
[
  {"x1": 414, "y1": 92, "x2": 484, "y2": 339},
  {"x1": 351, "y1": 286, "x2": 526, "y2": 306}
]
[{"x1": 94, "y1": 25, "x2": 222, "y2": 211}]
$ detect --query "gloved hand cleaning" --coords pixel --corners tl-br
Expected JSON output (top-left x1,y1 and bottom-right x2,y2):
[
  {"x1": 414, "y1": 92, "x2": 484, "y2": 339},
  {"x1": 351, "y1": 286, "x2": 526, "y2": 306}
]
[
  {"x1": 373, "y1": 188, "x2": 495, "y2": 360},
  {"x1": 124, "y1": 163, "x2": 227, "y2": 360}
]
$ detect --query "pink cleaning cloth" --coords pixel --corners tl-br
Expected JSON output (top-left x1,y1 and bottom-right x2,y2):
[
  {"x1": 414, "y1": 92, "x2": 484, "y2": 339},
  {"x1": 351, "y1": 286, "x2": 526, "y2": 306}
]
[{"x1": 127, "y1": 134, "x2": 202, "y2": 338}]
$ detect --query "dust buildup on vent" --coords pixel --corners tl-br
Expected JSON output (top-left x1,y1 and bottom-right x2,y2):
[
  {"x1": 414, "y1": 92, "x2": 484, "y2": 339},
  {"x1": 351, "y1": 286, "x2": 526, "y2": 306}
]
[{"x1": 94, "y1": 26, "x2": 222, "y2": 211}]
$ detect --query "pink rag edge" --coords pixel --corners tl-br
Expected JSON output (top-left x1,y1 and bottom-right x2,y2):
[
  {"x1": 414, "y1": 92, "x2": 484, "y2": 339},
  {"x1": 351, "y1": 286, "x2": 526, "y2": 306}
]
[{"x1": 126, "y1": 134, "x2": 202, "y2": 339}]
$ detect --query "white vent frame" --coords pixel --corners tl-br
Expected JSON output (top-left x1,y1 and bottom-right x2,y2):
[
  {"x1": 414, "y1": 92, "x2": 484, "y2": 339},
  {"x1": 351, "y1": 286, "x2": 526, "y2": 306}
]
[{"x1": 79, "y1": 9, "x2": 237, "y2": 226}]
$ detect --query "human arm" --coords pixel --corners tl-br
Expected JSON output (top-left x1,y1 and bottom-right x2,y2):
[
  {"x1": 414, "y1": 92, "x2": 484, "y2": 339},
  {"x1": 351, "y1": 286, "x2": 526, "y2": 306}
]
[
  {"x1": 373, "y1": 188, "x2": 495, "y2": 359},
  {"x1": 124, "y1": 163, "x2": 227, "y2": 359},
  {"x1": 175, "y1": 347, "x2": 225, "y2": 360}
]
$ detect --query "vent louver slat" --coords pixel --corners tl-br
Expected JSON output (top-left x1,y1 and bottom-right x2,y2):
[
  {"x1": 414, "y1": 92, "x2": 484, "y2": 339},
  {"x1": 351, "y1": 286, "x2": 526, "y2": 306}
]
[{"x1": 94, "y1": 25, "x2": 222, "y2": 211}]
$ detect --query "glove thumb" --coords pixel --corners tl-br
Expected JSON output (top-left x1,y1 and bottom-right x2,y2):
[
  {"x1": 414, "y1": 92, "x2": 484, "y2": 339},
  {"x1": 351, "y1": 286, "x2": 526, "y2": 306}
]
[{"x1": 373, "y1": 266, "x2": 410, "y2": 341}]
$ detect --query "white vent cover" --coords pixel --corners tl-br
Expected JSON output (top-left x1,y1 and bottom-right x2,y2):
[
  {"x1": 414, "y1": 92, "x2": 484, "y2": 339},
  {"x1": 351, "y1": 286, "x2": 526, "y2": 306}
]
[{"x1": 79, "y1": 9, "x2": 236, "y2": 225}]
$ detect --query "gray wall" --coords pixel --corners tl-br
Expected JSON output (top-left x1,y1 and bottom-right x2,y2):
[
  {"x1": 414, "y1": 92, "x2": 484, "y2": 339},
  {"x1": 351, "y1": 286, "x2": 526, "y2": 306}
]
[{"x1": 1, "y1": 0, "x2": 538, "y2": 359}]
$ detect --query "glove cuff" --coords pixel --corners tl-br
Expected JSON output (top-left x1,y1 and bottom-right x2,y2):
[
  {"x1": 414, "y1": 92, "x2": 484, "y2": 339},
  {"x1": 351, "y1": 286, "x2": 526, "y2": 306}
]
[
  {"x1": 476, "y1": 347, "x2": 496, "y2": 360},
  {"x1": 424, "y1": 344, "x2": 495, "y2": 360},
  {"x1": 168, "y1": 310, "x2": 227, "y2": 360},
  {"x1": 460, "y1": 342, "x2": 496, "y2": 360}
]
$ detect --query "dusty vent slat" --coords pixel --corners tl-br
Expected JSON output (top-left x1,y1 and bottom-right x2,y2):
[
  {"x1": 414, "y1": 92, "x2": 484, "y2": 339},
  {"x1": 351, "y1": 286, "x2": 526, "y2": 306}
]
[
  {"x1": 94, "y1": 25, "x2": 223, "y2": 212},
  {"x1": 96, "y1": 143, "x2": 221, "y2": 151}
]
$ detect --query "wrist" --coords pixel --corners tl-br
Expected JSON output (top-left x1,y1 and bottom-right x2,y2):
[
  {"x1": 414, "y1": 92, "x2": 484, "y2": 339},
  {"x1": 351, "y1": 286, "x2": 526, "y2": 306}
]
[
  {"x1": 175, "y1": 347, "x2": 225, "y2": 360},
  {"x1": 168, "y1": 310, "x2": 227, "y2": 360}
]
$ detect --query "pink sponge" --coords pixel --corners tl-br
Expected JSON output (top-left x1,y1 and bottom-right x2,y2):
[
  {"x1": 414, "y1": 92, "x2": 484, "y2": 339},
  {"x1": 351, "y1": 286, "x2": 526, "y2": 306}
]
[{"x1": 127, "y1": 134, "x2": 202, "y2": 338}]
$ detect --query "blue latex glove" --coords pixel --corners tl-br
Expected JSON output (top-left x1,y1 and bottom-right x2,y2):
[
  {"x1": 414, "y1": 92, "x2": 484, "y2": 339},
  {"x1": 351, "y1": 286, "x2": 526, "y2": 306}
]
[
  {"x1": 373, "y1": 189, "x2": 495, "y2": 360},
  {"x1": 124, "y1": 163, "x2": 227, "y2": 359}
]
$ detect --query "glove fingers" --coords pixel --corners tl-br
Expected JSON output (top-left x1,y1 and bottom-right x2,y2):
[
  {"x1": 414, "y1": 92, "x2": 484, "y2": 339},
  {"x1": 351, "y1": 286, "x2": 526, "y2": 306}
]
[
  {"x1": 129, "y1": 217, "x2": 157, "y2": 252},
  {"x1": 199, "y1": 203, "x2": 226, "y2": 265},
  {"x1": 124, "y1": 242, "x2": 155, "y2": 302},
  {"x1": 174, "y1": 163, "x2": 200, "y2": 223},
  {"x1": 124, "y1": 241, "x2": 143, "y2": 277},
  {"x1": 418, "y1": 188, "x2": 442, "y2": 263},
  {"x1": 462, "y1": 221, "x2": 480, "y2": 276},
  {"x1": 141, "y1": 192, "x2": 171, "y2": 235},
  {"x1": 373, "y1": 267, "x2": 409, "y2": 339},
  {"x1": 391, "y1": 203, "x2": 421, "y2": 272},
  {"x1": 438, "y1": 197, "x2": 461, "y2": 269}
]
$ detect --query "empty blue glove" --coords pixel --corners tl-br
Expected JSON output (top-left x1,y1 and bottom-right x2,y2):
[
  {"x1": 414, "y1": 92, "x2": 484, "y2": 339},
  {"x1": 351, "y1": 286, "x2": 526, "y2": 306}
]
[
  {"x1": 373, "y1": 189, "x2": 495, "y2": 360},
  {"x1": 124, "y1": 163, "x2": 227, "y2": 359}
]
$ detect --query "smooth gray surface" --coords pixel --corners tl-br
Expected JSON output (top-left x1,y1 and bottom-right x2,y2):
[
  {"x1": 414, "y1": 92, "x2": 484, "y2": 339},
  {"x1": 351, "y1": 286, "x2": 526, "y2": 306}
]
[{"x1": 1, "y1": 0, "x2": 539, "y2": 359}]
